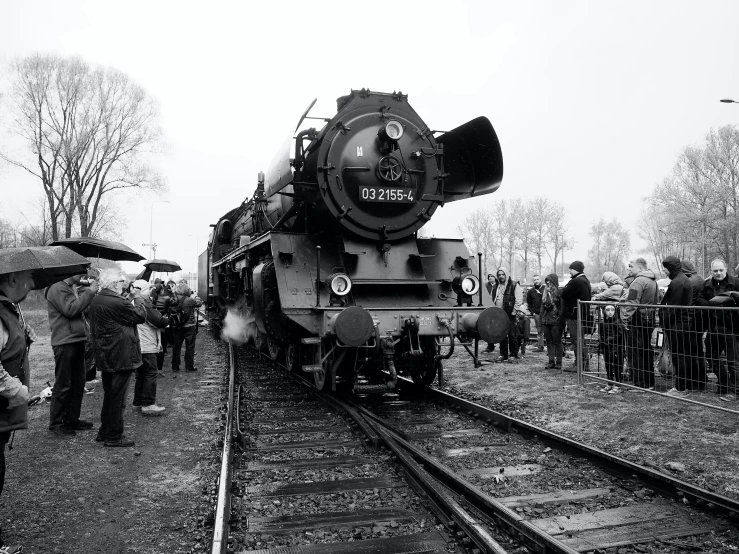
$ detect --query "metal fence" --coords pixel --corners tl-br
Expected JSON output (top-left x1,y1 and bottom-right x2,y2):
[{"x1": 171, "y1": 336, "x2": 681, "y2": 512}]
[{"x1": 574, "y1": 300, "x2": 739, "y2": 415}]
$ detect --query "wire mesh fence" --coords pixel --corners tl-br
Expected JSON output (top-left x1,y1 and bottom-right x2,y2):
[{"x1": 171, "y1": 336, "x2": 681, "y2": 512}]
[{"x1": 573, "y1": 300, "x2": 739, "y2": 415}]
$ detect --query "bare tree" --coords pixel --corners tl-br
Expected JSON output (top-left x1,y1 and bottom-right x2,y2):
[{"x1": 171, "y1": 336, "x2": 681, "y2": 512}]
[
  {"x1": 456, "y1": 208, "x2": 496, "y2": 274},
  {"x1": 543, "y1": 203, "x2": 573, "y2": 274},
  {"x1": 587, "y1": 218, "x2": 630, "y2": 280},
  {"x1": 0, "y1": 54, "x2": 165, "y2": 240}
]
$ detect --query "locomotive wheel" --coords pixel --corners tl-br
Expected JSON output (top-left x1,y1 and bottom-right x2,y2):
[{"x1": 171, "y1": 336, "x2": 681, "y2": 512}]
[
  {"x1": 266, "y1": 336, "x2": 281, "y2": 362},
  {"x1": 410, "y1": 337, "x2": 440, "y2": 386}
]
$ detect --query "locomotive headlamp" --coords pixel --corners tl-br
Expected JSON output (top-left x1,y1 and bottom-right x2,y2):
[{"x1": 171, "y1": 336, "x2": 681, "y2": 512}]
[
  {"x1": 461, "y1": 275, "x2": 480, "y2": 296},
  {"x1": 378, "y1": 120, "x2": 404, "y2": 144},
  {"x1": 328, "y1": 273, "x2": 352, "y2": 296},
  {"x1": 452, "y1": 274, "x2": 480, "y2": 297},
  {"x1": 385, "y1": 121, "x2": 404, "y2": 141}
]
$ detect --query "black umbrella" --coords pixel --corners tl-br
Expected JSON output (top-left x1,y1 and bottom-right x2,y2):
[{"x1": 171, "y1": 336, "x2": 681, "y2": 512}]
[
  {"x1": 48, "y1": 237, "x2": 145, "y2": 262},
  {"x1": 136, "y1": 259, "x2": 182, "y2": 282},
  {"x1": 0, "y1": 246, "x2": 91, "y2": 290},
  {"x1": 144, "y1": 259, "x2": 181, "y2": 272}
]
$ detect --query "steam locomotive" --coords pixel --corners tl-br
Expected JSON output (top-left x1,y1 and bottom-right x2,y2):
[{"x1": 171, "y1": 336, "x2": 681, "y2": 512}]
[{"x1": 200, "y1": 89, "x2": 509, "y2": 391}]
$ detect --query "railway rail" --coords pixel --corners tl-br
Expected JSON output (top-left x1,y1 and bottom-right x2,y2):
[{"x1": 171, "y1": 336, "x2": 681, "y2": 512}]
[{"x1": 209, "y1": 337, "x2": 739, "y2": 553}]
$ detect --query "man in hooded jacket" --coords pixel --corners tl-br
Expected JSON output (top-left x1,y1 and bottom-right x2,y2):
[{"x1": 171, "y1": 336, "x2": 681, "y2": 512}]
[
  {"x1": 593, "y1": 272, "x2": 624, "y2": 302},
  {"x1": 488, "y1": 267, "x2": 523, "y2": 362},
  {"x1": 661, "y1": 256, "x2": 698, "y2": 394},
  {"x1": 621, "y1": 258, "x2": 659, "y2": 389}
]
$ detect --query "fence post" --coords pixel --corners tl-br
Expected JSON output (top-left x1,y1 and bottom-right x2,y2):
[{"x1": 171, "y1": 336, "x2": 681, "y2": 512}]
[{"x1": 576, "y1": 299, "x2": 583, "y2": 385}]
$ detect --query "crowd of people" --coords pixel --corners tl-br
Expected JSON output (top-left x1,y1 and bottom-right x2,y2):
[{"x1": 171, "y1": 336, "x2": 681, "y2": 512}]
[
  {"x1": 0, "y1": 262, "x2": 203, "y2": 552},
  {"x1": 485, "y1": 257, "x2": 739, "y2": 401}
]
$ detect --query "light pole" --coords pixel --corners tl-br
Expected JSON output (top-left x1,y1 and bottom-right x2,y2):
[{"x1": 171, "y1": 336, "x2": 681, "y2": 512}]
[{"x1": 142, "y1": 200, "x2": 170, "y2": 259}]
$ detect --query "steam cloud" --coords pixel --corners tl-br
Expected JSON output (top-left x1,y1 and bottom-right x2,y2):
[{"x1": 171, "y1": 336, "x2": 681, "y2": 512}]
[{"x1": 220, "y1": 305, "x2": 257, "y2": 345}]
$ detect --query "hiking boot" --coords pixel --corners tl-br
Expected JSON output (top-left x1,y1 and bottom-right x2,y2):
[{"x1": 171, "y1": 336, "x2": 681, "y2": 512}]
[
  {"x1": 69, "y1": 419, "x2": 93, "y2": 430},
  {"x1": 544, "y1": 360, "x2": 555, "y2": 369},
  {"x1": 554, "y1": 361, "x2": 562, "y2": 370},
  {"x1": 495, "y1": 356, "x2": 508, "y2": 363},
  {"x1": 104, "y1": 437, "x2": 135, "y2": 447},
  {"x1": 49, "y1": 426, "x2": 76, "y2": 437},
  {"x1": 141, "y1": 404, "x2": 166, "y2": 416}
]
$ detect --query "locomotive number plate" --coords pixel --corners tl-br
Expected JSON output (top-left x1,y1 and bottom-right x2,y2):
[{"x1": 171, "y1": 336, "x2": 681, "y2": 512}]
[{"x1": 359, "y1": 186, "x2": 416, "y2": 203}]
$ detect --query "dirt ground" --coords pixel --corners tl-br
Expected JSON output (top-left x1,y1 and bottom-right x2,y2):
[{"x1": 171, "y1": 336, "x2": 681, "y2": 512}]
[
  {"x1": 443, "y1": 343, "x2": 739, "y2": 501},
  {"x1": 0, "y1": 309, "x2": 225, "y2": 553}
]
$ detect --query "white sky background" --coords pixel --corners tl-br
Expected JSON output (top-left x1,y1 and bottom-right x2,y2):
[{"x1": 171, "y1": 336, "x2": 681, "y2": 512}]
[{"x1": 0, "y1": 1, "x2": 738, "y2": 279}]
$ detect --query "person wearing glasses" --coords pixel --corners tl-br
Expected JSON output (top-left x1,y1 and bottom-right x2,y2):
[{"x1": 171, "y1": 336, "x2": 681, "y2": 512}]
[{"x1": 88, "y1": 270, "x2": 146, "y2": 447}]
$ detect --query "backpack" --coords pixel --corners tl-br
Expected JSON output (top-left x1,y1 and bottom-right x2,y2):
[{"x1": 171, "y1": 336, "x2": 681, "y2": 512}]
[{"x1": 169, "y1": 304, "x2": 189, "y2": 327}]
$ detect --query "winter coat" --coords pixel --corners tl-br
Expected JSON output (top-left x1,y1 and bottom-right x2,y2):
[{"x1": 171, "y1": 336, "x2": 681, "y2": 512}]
[
  {"x1": 540, "y1": 274, "x2": 561, "y2": 326},
  {"x1": 0, "y1": 297, "x2": 29, "y2": 432},
  {"x1": 488, "y1": 267, "x2": 523, "y2": 315},
  {"x1": 598, "y1": 307, "x2": 626, "y2": 351},
  {"x1": 620, "y1": 269, "x2": 659, "y2": 325},
  {"x1": 660, "y1": 256, "x2": 693, "y2": 329},
  {"x1": 89, "y1": 289, "x2": 147, "y2": 372},
  {"x1": 593, "y1": 272, "x2": 624, "y2": 302},
  {"x1": 137, "y1": 296, "x2": 170, "y2": 354},
  {"x1": 680, "y1": 260, "x2": 704, "y2": 305},
  {"x1": 560, "y1": 272, "x2": 592, "y2": 322},
  {"x1": 526, "y1": 284, "x2": 544, "y2": 314},
  {"x1": 45, "y1": 279, "x2": 96, "y2": 347},
  {"x1": 180, "y1": 295, "x2": 203, "y2": 327},
  {"x1": 155, "y1": 291, "x2": 172, "y2": 316},
  {"x1": 696, "y1": 274, "x2": 739, "y2": 332}
]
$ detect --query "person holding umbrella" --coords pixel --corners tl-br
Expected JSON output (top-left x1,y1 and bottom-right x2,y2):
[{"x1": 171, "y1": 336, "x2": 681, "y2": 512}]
[
  {"x1": 0, "y1": 269, "x2": 33, "y2": 553},
  {"x1": 0, "y1": 245, "x2": 89, "y2": 553}
]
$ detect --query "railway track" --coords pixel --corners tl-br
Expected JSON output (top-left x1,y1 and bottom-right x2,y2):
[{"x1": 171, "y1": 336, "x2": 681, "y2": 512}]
[{"x1": 210, "y1": 338, "x2": 739, "y2": 553}]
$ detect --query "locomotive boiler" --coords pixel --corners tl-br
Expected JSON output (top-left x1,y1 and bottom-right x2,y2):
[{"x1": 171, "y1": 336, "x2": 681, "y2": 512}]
[{"x1": 203, "y1": 89, "x2": 509, "y2": 391}]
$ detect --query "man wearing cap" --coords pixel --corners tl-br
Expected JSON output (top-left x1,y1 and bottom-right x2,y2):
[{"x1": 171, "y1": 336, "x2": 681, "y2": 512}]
[
  {"x1": 560, "y1": 261, "x2": 592, "y2": 372},
  {"x1": 45, "y1": 273, "x2": 99, "y2": 436},
  {"x1": 0, "y1": 269, "x2": 33, "y2": 552},
  {"x1": 131, "y1": 280, "x2": 169, "y2": 415}
]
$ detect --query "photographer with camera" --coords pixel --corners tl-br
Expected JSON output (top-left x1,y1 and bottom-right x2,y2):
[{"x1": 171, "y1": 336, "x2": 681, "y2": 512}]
[{"x1": 45, "y1": 272, "x2": 100, "y2": 437}]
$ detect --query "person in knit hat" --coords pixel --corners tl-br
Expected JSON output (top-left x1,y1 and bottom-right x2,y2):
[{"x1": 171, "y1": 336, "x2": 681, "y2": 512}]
[
  {"x1": 131, "y1": 280, "x2": 169, "y2": 415},
  {"x1": 560, "y1": 261, "x2": 592, "y2": 372}
]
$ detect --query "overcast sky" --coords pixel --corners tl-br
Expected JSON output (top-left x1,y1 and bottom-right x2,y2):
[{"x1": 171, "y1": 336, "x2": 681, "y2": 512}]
[{"x1": 1, "y1": 1, "x2": 738, "y2": 278}]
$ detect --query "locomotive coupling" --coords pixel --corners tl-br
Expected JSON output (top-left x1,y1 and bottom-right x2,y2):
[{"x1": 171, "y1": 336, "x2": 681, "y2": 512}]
[{"x1": 461, "y1": 307, "x2": 510, "y2": 344}]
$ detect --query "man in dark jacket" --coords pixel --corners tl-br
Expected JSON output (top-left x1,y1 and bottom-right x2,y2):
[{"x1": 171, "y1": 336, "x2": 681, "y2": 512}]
[
  {"x1": 661, "y1": 256, "x2": 697, "y2": 394},
  {"x1": 172, "y1": 284, "x2": 202, "y2": 372},
  {"x1": 526, "y1": 275, "x2": 545, "y2": 352},
  {"x1": 89, "y1": 270, "x2": 146, "y2": 447},
  {"x1": 681, "y1": 260, "x2": 707, "y2": 385},
  {"x1": 621, "y1": 258, "x2": 659, "y2": 389},
  {"x1": 488, "y1": 267, "x2": 523, "y2": 362},
  {"x1": 46, "y1": 273, "x2": 99, "y2": 436},
  {"x1": 0, "y1": 269, "x2": 33, "y2": 553},
  {"x1": 560, "y1": 261, "x2": 592, "y2": 372},
  {"x1": 696, "y1": 259, "x2": 739, "y2": 400}
]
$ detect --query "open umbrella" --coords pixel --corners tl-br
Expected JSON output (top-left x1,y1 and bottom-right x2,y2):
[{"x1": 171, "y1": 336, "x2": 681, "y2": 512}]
[
  {"x1": 135, "y1": 258, "x2": 182, "y2": 282},
  {"x1": 0, "y1": 246, "x2": 91, "y2": 290},
  {"x1": 48, "y1": 237, "x2": 145, "y2": 262}
]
